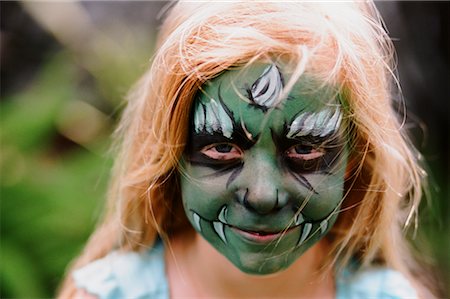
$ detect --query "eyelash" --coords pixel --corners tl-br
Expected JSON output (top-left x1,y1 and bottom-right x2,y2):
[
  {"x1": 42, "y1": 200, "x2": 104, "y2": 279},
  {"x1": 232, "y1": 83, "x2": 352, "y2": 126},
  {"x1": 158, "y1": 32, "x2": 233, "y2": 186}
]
[
  {"x1": 200, "y1": 143, "x2": 325, "y2": 162},
  {"x1": 285, "y1": 145, "x2": 325, "y2": 161},
  {"x1": 200, "y1": 143, "x2": 243, "y2": 160}
]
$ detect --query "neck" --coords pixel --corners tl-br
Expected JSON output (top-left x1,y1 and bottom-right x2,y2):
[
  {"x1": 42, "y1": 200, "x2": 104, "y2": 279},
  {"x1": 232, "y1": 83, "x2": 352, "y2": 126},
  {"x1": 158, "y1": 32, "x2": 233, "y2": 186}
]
[{"x1": 166, "y1": 231, "x2": 335, "y2": 299}]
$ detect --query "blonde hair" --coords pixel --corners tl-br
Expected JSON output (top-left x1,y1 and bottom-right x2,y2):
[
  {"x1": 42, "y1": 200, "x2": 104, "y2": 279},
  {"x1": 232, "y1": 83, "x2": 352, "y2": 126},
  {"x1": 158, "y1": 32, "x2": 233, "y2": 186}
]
[{"x1": 59, "y1": 1, "x2": 432, "y2": 297}]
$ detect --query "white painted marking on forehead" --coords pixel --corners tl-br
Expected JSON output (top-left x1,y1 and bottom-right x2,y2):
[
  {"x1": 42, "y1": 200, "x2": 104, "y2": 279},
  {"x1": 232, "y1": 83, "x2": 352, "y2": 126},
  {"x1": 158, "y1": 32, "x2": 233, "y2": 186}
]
[
  {"x1": 194, "y1": 98, "x2": 234, "y2": 138},
  {"x1": 250, "y1": 64, "x2": 283, "y2": 109},
  {"x1": 287, "y1": 108, "x2": 342, "y2": 139}
]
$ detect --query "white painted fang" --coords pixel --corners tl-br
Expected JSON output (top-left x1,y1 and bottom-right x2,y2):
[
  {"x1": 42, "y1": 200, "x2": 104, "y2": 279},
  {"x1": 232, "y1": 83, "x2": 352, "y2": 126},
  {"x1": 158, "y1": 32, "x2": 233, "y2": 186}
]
[
  {"x1": 213, "y1": 221, "x2": 227, "y2": 243},
  {"x1": 192, "y1": 212, "x2": 202, "y2": 232},
  {"x1": 295, "y1": 213, "x2": 305, "y2": 226},
  {"x1": 218, "y1": 206, "x2": 227, "y2": 223},
  {"x1": 320, "y1": 219, "x2": 328, "y2": 234},
  {"x1": 298, "y1": 222, "x2": 312, "y2": 245}
]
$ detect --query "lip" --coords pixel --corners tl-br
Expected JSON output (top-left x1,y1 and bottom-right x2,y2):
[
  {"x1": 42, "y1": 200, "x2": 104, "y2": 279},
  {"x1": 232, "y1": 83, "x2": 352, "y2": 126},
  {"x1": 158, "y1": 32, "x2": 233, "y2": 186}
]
[
  {"x1": 230, "y1": 225, "x2": 299, "y2": 244},
  {"x1": 190, "y1": 208, "x2": 330, "y2": 247}
]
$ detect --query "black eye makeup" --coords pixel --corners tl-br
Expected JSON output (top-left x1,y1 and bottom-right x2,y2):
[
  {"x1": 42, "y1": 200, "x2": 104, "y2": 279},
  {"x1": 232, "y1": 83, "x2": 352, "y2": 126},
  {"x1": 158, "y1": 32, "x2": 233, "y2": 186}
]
[
  {"x1": 185, "y1": 132, "x2": 246, "y2": 171},
  {"x1": 201, "y1": 143, "x2": 243, "y2": 161},
  {"x1": 283, "y1": 139, "x2": 342, "y2": 174},
  {"x1": 285, "y1": 144, "x2": 325, "y2": 161},
  {"x1": 272, "y1": 127, "x2": 344, "y2": 174}
]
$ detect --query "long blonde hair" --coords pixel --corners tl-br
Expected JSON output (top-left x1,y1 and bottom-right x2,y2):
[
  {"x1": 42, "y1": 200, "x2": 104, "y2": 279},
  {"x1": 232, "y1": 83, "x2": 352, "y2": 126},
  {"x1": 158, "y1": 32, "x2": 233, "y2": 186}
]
[{"x1": 59, "y1": 1, "x2": 432, "y2": 297}]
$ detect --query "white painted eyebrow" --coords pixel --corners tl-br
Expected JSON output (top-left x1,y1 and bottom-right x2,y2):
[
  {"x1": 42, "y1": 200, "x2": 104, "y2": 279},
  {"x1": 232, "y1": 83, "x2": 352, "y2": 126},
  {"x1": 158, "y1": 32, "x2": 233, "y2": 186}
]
[
  {"x1": 194, "y1": 97, "x2": 234, "y2": 138},
  {"x1": 286, "y1": 108, "x2": 342, "y2": 139}
]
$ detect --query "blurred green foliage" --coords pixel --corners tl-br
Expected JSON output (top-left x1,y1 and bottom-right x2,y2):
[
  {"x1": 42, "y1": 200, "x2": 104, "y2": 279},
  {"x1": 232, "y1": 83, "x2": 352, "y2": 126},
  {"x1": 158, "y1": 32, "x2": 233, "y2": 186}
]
[
  {"x1": 1, "y1": 23, "x2": 154, "y2": 294},
  {"x1": 1, "y1": 53, "x2": 112, "y2": 298},
  {"x1": 0, "y1": 2, "x2": 158, "y2": 296}
]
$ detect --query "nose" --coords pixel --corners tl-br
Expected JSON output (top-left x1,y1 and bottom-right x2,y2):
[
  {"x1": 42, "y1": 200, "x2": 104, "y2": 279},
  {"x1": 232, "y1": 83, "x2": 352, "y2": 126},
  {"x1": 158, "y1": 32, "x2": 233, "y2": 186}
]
[{"x1": 233, "y1": 152, "x2": 289, "y2": 215}]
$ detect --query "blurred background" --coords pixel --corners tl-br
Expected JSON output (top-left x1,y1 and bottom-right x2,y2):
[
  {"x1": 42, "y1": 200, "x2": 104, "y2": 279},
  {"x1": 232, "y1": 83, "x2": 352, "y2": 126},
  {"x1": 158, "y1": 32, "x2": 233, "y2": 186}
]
[{"x1": 0, "y1": 1, "x2": 448, "y2": 298}]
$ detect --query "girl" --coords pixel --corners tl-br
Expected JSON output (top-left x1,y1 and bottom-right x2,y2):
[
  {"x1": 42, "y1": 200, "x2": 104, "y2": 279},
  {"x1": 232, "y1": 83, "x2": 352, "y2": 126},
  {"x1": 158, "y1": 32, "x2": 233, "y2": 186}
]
[{"x1": 59, "y1": 2, "x2": 434, "y2": 298}]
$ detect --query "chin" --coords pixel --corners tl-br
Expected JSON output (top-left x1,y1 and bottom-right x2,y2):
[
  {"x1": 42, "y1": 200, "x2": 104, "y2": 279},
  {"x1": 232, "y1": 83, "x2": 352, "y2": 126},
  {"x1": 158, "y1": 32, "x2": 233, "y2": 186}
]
[{"x1": 232, "y1": 255, "x2": 294, "y2": 276}]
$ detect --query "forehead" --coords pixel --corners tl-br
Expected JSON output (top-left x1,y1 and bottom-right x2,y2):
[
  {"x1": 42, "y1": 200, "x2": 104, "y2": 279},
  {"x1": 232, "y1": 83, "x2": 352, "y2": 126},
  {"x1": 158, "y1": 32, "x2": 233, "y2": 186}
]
[{"x1": 195, "y1": 63, "x2": 341, "y2": 134}]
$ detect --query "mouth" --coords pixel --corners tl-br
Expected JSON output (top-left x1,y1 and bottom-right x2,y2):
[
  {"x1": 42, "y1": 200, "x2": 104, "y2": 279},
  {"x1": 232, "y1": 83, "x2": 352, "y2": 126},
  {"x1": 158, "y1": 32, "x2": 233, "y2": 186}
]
[
  {"x1": 229, "y1": 225, "x2": 299, "y2": 244},
  {"x1": 190, "y1": 206, "x2": 330, "y2": 246}
]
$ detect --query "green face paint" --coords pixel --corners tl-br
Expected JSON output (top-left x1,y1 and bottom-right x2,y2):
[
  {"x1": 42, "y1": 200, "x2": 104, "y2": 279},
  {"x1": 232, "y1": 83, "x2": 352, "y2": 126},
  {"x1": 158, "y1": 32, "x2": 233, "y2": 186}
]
[{"x1": 181, "y1": 63, "x2": 348, "y2": 275}]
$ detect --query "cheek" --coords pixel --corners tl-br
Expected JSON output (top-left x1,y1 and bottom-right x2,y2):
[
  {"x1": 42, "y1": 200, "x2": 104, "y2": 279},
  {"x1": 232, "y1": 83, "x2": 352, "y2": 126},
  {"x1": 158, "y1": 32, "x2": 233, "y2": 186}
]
[
  {"x1": 297, "y1": 174, "x2": 345, "y2": 219},
  {"x1": 180, "y1": 165, "x2": 232, "y2": 219}
]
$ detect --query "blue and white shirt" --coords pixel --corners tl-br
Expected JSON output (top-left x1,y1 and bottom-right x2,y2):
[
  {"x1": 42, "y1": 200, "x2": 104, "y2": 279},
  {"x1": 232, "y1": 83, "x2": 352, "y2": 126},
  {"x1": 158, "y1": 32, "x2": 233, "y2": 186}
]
[{"x1": 73, "y1": 242, "x2": 417, "y2": 299}]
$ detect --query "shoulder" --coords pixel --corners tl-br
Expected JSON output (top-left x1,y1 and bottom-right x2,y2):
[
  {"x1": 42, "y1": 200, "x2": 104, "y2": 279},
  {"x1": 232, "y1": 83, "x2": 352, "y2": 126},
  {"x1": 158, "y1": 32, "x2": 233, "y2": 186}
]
[
  {"x1": 337, "y1": 266, "x2": 418, "y2": 299},
  {"x1": 72, "y1": 242, "x2": 168, "y2": 299}
]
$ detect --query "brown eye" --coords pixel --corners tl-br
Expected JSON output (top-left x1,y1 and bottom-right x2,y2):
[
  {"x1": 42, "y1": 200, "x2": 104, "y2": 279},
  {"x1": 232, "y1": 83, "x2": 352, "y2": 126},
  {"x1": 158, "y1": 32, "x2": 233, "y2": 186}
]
[
  {"x1": 201, "y1": 143, "x2": 242, "y2": 160},
  {"x1": 286, "y1": 144, "x2": 324, "y2": 161}
]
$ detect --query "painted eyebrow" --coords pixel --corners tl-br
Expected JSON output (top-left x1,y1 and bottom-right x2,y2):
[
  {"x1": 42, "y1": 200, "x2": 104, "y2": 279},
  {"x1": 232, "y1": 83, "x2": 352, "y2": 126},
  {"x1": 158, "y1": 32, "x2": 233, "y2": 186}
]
[
  {"x1": 193, "y1": 95, "x2": 234, "y2": 138},
  {"x1": 286, "y1": 108, "x2": 342, "y2": 139},
  {"x1": 191, "y1": 86, "x2": 256, "y2": 149}
]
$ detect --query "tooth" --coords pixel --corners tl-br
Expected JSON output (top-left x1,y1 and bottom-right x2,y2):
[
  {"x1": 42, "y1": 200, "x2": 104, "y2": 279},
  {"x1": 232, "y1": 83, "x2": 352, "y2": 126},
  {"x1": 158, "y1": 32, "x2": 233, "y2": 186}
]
[
  {"x1": 218, "y1": 206, "x2": 227, "y2": 223},
  {"x1": 192, "y1": 212, "x2": 202, "y2": 232},
  {"x1": 298, "y1": 223, "x2": 312, "y2": 245},
  {"x1": 213, "y1": 221, "x2": 227, "y2": 243},
  {"x1": 320, "y1": 219, "x2": 328, "y2": 234},
  {"x1": 295, "y1": 213, "x2": 305, "y2": 226}
]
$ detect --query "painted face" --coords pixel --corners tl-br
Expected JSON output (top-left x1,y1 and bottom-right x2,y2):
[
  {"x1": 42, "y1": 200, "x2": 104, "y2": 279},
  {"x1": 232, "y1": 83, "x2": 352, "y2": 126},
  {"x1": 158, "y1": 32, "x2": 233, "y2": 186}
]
[{"x1": 180, "y1": 63, "x2": 348, "y2": 275}]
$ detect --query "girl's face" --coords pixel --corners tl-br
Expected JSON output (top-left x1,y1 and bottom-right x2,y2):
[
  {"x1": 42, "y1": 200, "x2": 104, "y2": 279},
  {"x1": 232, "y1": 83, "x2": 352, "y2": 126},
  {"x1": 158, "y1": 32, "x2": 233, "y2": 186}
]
[{"x1": 180, "y1": 63, "x2": 348, "y2": 275}]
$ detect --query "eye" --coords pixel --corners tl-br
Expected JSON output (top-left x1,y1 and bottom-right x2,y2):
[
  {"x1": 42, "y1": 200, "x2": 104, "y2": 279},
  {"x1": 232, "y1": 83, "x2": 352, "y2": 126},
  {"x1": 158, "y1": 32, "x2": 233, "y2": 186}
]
[
  {"x1": 285, "y1": 144, "x2": 325, "y2": 161},
  {"x1": 201, "y1": 143, "x2": 243, "y2": 160}
]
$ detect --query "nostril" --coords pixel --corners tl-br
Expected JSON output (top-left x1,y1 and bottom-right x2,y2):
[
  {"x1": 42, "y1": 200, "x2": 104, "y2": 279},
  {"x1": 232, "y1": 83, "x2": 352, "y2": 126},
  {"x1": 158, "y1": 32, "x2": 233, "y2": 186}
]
[
  {"x1": 243, "y1": 196, "x2": 258, "y2": 212},
  {"x1": 244, "y1": 198, "x2": 275, "y2": 214},
  {"x1": 236, "y1": 188, "x2": 287, "y2": 215},
  {"x1": 235, "y1": 188, "x2": 249, "y2": 205}
]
